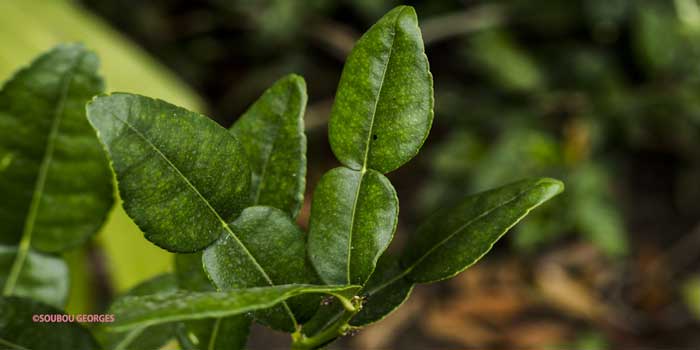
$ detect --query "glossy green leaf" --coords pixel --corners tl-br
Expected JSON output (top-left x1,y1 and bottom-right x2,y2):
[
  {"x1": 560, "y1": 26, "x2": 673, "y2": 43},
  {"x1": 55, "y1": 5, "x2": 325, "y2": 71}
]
[
  {"x1": 0, "y1": 44, "x2": 113, "y2": 250},
  {"x1": 108, "y1": 284, "x2": 360, "y2": 331},
  {"x1": 0, "y1": 245, "x2": 68, "y2": 308},
  {"x1": 400, "y1": 178, "x2": 564, "y2": 283},
  {"x1": 175, "y1": 252, "x2": 251, "y2": 350},
  {"x1": 96, "y1": 274, "x2": 178, "y2": 350},
  {"x1": 328, "y1": 5, "x2": 433, "y2": 174},
  {"x1": 231, "y1": 74, "x2": 307, "y2": 218},
  {"x1": 203, "y1": 206, "x2": 319, "y2": 332},
  {"x1": 308, "y1": 167, "x2": 398, "y2": 285},
  {"x1": 86, "y1": 93, "x2": 251, "y2": 252},
  {"x1": 0, "y1": 296, "x2": 99, "y2": 350}
]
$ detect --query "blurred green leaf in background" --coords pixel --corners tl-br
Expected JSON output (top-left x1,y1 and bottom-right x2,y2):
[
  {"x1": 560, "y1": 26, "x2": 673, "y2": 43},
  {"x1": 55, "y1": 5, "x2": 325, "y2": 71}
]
[{"x1": 0, "y1": 0, "x2": 204, "y2": 313}]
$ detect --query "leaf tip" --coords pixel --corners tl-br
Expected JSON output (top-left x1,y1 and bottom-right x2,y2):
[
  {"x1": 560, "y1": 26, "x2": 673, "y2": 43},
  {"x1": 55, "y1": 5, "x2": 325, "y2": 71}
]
[{"x1": 535, "y1": 177, "x2": 565, "y2": 200}]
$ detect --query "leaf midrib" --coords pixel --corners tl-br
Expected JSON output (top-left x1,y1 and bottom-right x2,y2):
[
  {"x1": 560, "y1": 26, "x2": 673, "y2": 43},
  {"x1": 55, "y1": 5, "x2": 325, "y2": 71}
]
[
  {"x1": 0, "y1": 337, "x2": 30, "y2": 350},
  {"x1": 345, "y1": 170, "x2": 364, "y2": 284},
  {"x1": 359, "y1": 6, "x2": 404, "y2": 170},
  {"x1": 107, "y1": 109, "x2": 298, "y2": 327},
  {"x1": 2, "y1": 52, "x2": 83, "y2": 296},
  {"x1": 208, "y1": 317, "x2": 222, "y2": 350},
  {"x1": 250, "y1": 89, "x2": 289, "y2": 205},
  {"x1": 344, "y1": 7, "x2": 405, "y2": 285}
]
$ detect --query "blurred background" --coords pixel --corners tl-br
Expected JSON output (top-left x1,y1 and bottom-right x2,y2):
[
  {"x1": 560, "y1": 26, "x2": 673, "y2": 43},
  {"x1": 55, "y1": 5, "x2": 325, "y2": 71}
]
[{"x1": 3, "y1": 0, "x2": 700, "y2": 348}]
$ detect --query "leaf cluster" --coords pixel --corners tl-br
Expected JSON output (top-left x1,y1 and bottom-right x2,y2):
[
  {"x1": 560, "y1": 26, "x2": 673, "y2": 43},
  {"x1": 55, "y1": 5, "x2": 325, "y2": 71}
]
[{"x1": 0, "y1": 5, "x2": 563, "y2": 350}]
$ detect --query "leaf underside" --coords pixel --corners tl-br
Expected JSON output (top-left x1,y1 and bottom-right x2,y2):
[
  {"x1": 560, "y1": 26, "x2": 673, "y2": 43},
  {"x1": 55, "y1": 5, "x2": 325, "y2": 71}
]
[{"x1": 175, "y1": 252, "x2": 251, "y2": 350}]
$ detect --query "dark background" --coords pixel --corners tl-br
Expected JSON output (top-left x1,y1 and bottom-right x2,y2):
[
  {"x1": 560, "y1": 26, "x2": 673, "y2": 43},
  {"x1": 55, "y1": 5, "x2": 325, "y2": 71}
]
[{"x1": 67, "y1": 0, "x2": 700, "y2": 348}]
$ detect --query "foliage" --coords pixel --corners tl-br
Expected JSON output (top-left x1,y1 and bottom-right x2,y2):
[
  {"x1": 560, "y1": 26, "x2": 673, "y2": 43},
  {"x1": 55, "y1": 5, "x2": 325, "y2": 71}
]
[
  {"x1": 0, "y1": 0, "x2": 206, "y2": 298},
  {"x1": 85, "y1": 6, "x2": 562, "y2": 349},
  {"x1": 0, "y1": 44, "x2": 112, "y2": 348},
  {"x1": 0, "y1": 5, "x2": 563, "y2": 350}
]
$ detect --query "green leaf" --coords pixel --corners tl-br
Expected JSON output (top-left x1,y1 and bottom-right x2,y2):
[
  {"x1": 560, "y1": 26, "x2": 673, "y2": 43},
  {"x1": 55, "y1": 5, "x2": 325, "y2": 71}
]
[
  {"x1": 175, "y1": 252, "x2": 215, "y2": 292},
  {"x1": 96, "y1": 274, "x2": 178, "y2": 350},
  {"x1": 400, "y1": 178, "x2": 564, "y2": 283},
  {"x1": 108, "y1": 284, "x2": 360, "y2": 332},
  {"x1": 328, "y1": 5, "x2": 433, "y2": 174},
  {"x1": 0, "y1": 245, "x2": 68, "y2": 308},
  {"x1": 175, "y1": 316, "x2": 251, "y2": 350},
  {"x1": 0, "y1": 44, "x2": 113, "y2": 305},
  {"x1": 86, "y1": 93, "x2": 251, "y2": 252},
  {"x1": 175, "y1": 252, "x2": 252, "y2": 350},
  {"x1": 0, "y1": 296, "x2": 99, "y2": 350},
  {"x1": 0, "y1": 44, "x2": 113, "y2": 251},
  {"x1": 308, "y1": 167, "x2": 398, "y2": 285},
  {"x1": 231, "y1": 74, "x2": 307, "y2": 218},
  {"x1": 350, "y1": 254, "x2": 413, "y2": 326},
  {"x1": 203, "y1": 206, "x2": 319, "y2": 332}
]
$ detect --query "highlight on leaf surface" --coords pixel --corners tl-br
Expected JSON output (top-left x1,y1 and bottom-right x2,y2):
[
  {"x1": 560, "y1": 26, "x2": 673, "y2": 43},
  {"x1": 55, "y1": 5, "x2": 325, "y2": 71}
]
[{"x1": 0, "y1": 245, "x2": 69, "y2": 309}]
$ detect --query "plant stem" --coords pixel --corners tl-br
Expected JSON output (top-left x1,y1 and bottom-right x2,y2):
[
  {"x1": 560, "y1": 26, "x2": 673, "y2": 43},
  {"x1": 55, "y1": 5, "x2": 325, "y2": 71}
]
[
  {"x1": 291, "y1": 309, "x2": 356, "y2": 350},
  {"x1": 291, "y1": 294, "x2": 364, "y2": 350}
]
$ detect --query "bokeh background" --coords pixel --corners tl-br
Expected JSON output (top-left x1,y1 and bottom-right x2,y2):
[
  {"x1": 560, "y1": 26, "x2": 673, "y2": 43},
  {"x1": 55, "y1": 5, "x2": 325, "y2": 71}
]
[{"x1": 3, "y1": 0, "x2": 700, "y2": 348}]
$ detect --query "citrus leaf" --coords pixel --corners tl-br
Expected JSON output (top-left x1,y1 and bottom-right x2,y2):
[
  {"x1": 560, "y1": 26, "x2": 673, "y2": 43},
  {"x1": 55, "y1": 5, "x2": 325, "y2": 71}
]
[
  {"x1": 0, "y1": 245, "x2": 68, "y2": 308},
  {"x1": 203, "y1": 206, "x2": 319, "y2": 332},
  {"x1": 175, "y1": 316, "x2": 251, "y2": 350},
  {"x1": 400, "y1": 178, "x2": 564, "y2": 283},
  {"x1": 231, "y1": 74, "x2": 307, "y2": 218},
  {"x1": 328, "y1": 5, "x2": 433, "y2": 173},
  {"x1": 0, "y1": 296, "x2": 99, "y2": 350},
  {"x1": 175, "y1": 252, "x2": 251, "y2": 350},
  {"x1": 96, "y1": 274, "x2": 178, "y2": 350},
  {"x1": 0, "y1": 44, "x2": 113, "y2": 251},
  {"x1": 86, "y1": 93, "x2": 251, "y2": 252},
  {"x1": 108, "y1": 284, "x2": 361, "y2": 331},
  {"x1": 308, "y1": 167, "x2": 398, "y2": 285}
]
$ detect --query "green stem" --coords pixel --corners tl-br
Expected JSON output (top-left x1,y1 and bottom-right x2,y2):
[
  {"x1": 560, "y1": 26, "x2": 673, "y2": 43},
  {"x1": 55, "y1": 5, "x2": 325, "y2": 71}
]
[
  {"x1": 291, "y1": 294, "x2": 362, "y2": 350},
  {"x1": 2, "y1": 234, "x2": 31, "y2": 295},
  {"x1": 291, "y1": 309, "x2": 356, "y2": 350}
]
